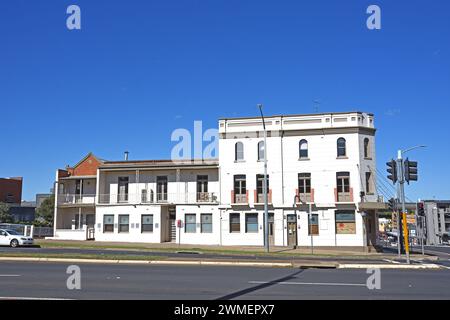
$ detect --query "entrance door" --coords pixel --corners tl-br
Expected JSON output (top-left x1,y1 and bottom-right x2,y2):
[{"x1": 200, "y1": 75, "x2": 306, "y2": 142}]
[
  {"x1": 86, "y1": 214, "x2": 96, "y2": 240},
  {"x1": 169, "y1": 209, "x2": 176, "y2": 242},
  {"x1": 287, "y1": 214, "x2": 297, "y2": 247},
  {"x1": 268, "y1": 212, "x2": 275, "y2": 246}
]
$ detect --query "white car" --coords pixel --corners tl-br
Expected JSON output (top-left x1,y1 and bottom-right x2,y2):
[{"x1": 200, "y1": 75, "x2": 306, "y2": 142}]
[{"x1": 0, "y1": 229, "x2": 34, "y2": 247}]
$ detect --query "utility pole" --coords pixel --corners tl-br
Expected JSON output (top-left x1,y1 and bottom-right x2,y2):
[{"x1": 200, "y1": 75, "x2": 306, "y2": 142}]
[
  {"x1": 309, "y1": 202, "x2": 313, "y2": 255},
  {"x1": 258, "y1": 104, "x2": 269, "y2": 253}
]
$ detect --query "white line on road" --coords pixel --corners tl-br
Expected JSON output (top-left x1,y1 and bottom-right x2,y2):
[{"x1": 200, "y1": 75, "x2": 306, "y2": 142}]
[
  {"x1": 383, "y1": 259, "x2": 400, "y2": 264},
  {"x1": 0, "y1": 297, "x2": 74, "y2": 301},
  {"x1": 0, "y1": 275, "x2": 21, "y2": 277},
  {"x1": 249, "y1": 281, "x2": 366, "y2": 287}
]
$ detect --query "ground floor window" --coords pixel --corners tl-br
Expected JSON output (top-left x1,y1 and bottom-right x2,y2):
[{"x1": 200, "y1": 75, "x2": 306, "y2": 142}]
[
  {"x1": 335, "y1": 210, "x2": 356, "y2": 234},
  {"x1": 103, "y1": 215, "x2": 114, "y2": 233},
  {"x1": 185, "y1": 214, "x2": 196, "y2": 233},
  {"x1": 201, "y1": 214, "x2": 212, "y2": 233},
  {"x1": 118, "y1": 215, "x2": 129, "y2": 233},
  {"x1": 141, "y1": 214, "x2": 153, "y2": 233},
  {"x1": 245, "y1": 213, "x2": 258, "y2": 233},
  {"x1": 230, "y1": 213, "x2": 240, "y2": 233},
  {"x1": 308, "y1": 214, "x2": 319, "y2": 235}
]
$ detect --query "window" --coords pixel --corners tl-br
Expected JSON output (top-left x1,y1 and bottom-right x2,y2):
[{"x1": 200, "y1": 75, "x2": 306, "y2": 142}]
[
  {"x1": 197, "y1": 175, "x2": 209, "y2": 201},
  {"x1": 119, "y1": 215, "x2": 129, "y2": 233},
  {"x1": 256, "y1": 174, "x2": 269, "y2": 203},
  {"x1": 157, "y1": 176, "x2": 168, "y2": 202},
  {"x1": 308, "y1": 214, "x2": 319, "y2": 235},
  {"x1": 364, "y1": 138, "x2": 370, "y2": 158},
  {"x1": 185, "y1": 214, "x2": 196, "y2": 233},
  {"x1": 335, "y1": 210, "x2": 356, "y2": 234},
  {"x1": 235, "y1": 142, "x2": 244, "y2": 161},
  {"x1": 141, "y1": 214, "x2": 153, "y2": 233},
  {"x1": 299, "y1": 139, "x2": 308, "y2": 159},
  {"x1": 257, "y1": 141, "x2": 265, "y2": 161},
  {"x1": 234, "y1": 175, "x2": 247, "y2": 203},
  {"x1": 336, "y1": 172, "x2": 350, "y2": 201},
  {"x1": 103, "y1": 215, "x2": 114, "y2": 233},
  {"x1": 201, "y1": 214, "x2": 213, "y2": 233},
  {"x1": 118, "y1": 177, "x2": 129, "y2": 202},
  {"x1": 298, "y1": 173, "x2": 311, "y2": 202},
  {"x1": 245, "y1": 213, "x2": 258, "y2": 233},
  {"x1": 365, "y1": 172, "x2": 373, "y2": 194},
  {"x1": 337, "y1": 138, "x2": 346, "y2": 157},
  {"x1": 230, "y1": 213, "x2": 240, "y2": 233}
]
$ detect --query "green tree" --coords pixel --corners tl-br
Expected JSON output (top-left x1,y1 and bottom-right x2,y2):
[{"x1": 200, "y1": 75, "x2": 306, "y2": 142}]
[
  {"x1": 35, "y1": 195, "x2": 55, "y2": 227},
  {"x1": 0, "y1": 202, "x2": 12, "y2": 223}
]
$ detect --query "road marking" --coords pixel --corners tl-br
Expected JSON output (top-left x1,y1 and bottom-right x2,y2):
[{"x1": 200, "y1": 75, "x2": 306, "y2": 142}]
[
  {"x1": 439, "y1": 265, "x2": 450, "y2": 270},
  {"x1": 383, "y1": 259, "x2": 400, "y2": 264},
  {"x1": 0, "y1": 275, "x2": 21, "y2": 277},
  {"x1": 249, "y1": 281, "x2": 366, "y2": 287}
]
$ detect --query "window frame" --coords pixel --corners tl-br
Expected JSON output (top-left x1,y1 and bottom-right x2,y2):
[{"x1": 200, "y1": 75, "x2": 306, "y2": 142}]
[
  {"x1": 103, "y1": 215, "x2": 114, "y2": 233},
  {"x1": 184, "y1": 214, "x2": 197, "y2": 233},
  {"x1": 245, "y1": 213, "x2": 259, "y2": 233},
  {"x1": 257, "y1": 141, "x2": 265, "y2": 161},
  {"x1": 335, "y1": 210, "x2": 356, "y2": 234},
  {"x1": 235, "y1": 142, "x2": 244, "y2": 161},
  {"x1": 308, "y1": 214, "x2": 319, "y2": 236},
  {"x1": 141, "y1": 214, "x2": 154, "y2": 233},
  {"x1": 118, "y1": 214, "x2": 129, "y2": 233},
  {"x1": 337, "y1": 137, "x2": 347, "y2": 158},
  {"x1": 299, "y1": 139, "x2": 309, "y2": 159},
  {"x1": 364, "y1": 138, "x2": 371, "y2": 159},
  {"x1": 200, "y1": 213, "x2": 213, "y2": 233},
  {"x1": 229, "y1": 213, "x2": 240, "y2": 233}
]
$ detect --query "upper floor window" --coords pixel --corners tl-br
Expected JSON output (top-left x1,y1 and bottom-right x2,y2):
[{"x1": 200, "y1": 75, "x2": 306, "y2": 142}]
[
  {"x1": 337, "y1": 138, "x2": 346, "y2": 157},
  {"x1": 257, "y1": 141, "x2": 265, "y2": 161},
  {"x1": 364, "y1": 138, "x2": 371, "y2": 158},
  {"x1": 235, "y1": 142, "x2": 244, "y2": 161},
  {"x1": 299, "y1": 139, "x2": 308, "y2": 159}
]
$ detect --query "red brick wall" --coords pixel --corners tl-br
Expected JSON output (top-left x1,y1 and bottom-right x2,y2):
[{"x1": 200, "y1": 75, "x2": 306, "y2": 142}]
[
  {"x1": 68, "y1": 154, "x2": 101, "y2": 176},
  {"x1": 0, "y1": 177, "x2": 23, "y2": 204}
]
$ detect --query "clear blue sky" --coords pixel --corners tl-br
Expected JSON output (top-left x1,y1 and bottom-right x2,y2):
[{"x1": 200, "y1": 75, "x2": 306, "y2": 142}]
[{"x1": 0, "y1": 0, "x2": 449, "y2": 201}]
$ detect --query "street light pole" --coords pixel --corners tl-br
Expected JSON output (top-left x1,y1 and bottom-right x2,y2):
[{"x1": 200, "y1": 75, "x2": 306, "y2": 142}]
[
  {"x1": 258, "y1": 104, "x2": 269, "y2": 253},
  {"x1": 397, "y1": 149, "x2": 410, "y2": 264}
]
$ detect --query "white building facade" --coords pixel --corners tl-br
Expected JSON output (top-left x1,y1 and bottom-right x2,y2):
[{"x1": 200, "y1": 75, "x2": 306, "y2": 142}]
[{"x1": 52, "y1": 112, "x2": 383, "y2": 250}]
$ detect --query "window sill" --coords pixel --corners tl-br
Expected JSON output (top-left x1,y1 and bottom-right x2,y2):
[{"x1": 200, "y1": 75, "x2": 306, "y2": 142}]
[
  {"x1": 336, "y1": 156, "x2": 348, "y2": 160},
  {"x1": 298, "y1": 158, "x2": 310, "y2": 161},
  {"x1": 364, "y1": 157, "x2": 373, "y2": 160},
  {"x1": 234, "y1": 160, "x2": 246, "y2": 163}
]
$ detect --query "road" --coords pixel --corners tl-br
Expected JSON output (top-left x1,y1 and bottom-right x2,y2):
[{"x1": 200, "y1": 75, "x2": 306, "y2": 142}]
[{"x1": 0, "y1": 261, "x2": 449, "y2": 300}]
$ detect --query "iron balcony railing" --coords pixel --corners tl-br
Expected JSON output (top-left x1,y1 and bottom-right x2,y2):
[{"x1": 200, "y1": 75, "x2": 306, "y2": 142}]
[
  {"x1": 57, "y1": 194, "x2": 96, "y2": 205},
  {"x1": 97, "y1": 192, "x2": 218, "y2": 205}
]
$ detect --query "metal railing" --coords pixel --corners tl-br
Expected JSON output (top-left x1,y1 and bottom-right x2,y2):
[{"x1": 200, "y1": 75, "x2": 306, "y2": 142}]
[
  {"x1": 57, "y1": 194, "x2": 96, "y2": 205},
  {"x1": 97, "y1": 192, "x2": 218, "y2": 205}
]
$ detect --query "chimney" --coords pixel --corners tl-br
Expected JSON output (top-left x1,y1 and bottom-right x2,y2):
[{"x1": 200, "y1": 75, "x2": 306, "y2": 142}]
[{"x1": 124, "y1": 151, "x2": 129, "y2": 161}]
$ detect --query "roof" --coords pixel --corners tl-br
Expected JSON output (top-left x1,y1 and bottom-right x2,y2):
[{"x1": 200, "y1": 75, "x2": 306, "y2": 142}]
[
  {"x1": 100, "y1": 158, "x2": 219, "y2": 169},
  {"x1": 219, "y1": 111, "x2": 374, "y2": 121},
  {"x1": 70, "y1": 152, "x2": 105, "y2": 169}
]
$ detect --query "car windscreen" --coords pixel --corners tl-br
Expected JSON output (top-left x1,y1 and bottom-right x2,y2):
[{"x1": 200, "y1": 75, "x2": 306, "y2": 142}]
[{"x1": 5, "y1": 230, "x2": 21, "y2": 235}]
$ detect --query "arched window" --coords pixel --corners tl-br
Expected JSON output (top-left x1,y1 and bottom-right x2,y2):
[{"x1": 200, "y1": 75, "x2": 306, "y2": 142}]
[
  {"x1": 258, "y1": 141, "x2": 265, "y2": 161},
  {"x1": 235, "y1": 142, "x2": 244, "y2": 161},
  {"x1": 364, "y1": 138, "x2": 370, "y2": 158},
  {"x1": 299, "y1": 139, "x2": 308, "y2": 159},
  {"x1": 337, "y1": 138, "x2": 346, "y2": 157}
]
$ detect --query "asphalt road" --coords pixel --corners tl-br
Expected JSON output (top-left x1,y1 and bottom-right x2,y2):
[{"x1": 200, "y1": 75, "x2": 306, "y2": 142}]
[{"x1": 0, "y1": 261, "x2": 449, "y2": 300}]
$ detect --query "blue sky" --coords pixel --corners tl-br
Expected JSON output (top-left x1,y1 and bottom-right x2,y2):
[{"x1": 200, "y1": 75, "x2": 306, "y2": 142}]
[{"x1": 0, "y1": 0, "x2": 449, "y2": 201}]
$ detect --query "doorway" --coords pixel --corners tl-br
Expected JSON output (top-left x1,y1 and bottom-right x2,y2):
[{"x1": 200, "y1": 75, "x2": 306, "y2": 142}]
[
  {"x1": 287, "y1": 214, "x2": 297, "y2": 247},
  {"x1": 168, "y1": 208, "x2": 176, "y2": 242},
  {"x1": 268, "y1": 212, "x2": 275, "y2": 246}
]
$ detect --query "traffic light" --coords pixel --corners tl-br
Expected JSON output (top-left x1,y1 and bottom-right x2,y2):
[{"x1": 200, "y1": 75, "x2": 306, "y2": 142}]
[
  {"x1": 388, "y1": 198, "x2": 397, "y2": 212},
  {"x1": 417, "y1": 202, "x2": 425, "y2": 216},
  {"x1": 404, "y1": 158, "x2": 418, "y2": 184},
  {"x1": 386, "y1": 159, "x2": 398, "y2": 184}
]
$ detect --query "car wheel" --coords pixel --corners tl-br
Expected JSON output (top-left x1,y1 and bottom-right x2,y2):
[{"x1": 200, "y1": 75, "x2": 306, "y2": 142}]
[{"x1": 10, "y1": 239, "x2": 19, "y2": 248}]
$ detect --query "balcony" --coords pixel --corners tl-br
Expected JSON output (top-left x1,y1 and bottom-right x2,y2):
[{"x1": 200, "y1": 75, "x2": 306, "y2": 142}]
[
  {"x1": 57, "y1": 194, "x2": 96, "y2": 206},
  {"x1": 97, "y1": 192, "x2": 218, "y2": 205},
  {"x1": 334, "y1": 188, "x2": 354, "y2": 203},
  {"x1": 231, "y1": 191, "x2": 249, "y2": 204},
  {"x1": 254, "y1": 190, "x2": 273, "y2": 204},
  {"x1": 295, "y1": 189, "x2": 315, "y2": 204}
]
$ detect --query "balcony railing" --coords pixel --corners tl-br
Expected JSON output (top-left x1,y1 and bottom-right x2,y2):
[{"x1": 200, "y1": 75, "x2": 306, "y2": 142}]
[
  {"x1": 97, "y1": 192, "x2": 218, "y2": 205},
  {"x1": 254, "y1": 190, "x2": 273, "y2": 204},
  {"x1": 334, "y1": 188, "x2": 354, "y2": 202},
  {"x1": 231, "y1": 191, "x2": 249, "y2": 204},
  {"x1": 295, "y1": 189, "x2": 315, "y2": 203},
  {"x1": 57, "y1": 194, "x2": 96, "y2": 205}
]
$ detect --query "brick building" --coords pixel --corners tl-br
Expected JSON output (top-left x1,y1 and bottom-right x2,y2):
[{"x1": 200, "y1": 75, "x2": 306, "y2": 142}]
[{"x1": 0, "y1": 177, "x2": 23, "y2": 204}]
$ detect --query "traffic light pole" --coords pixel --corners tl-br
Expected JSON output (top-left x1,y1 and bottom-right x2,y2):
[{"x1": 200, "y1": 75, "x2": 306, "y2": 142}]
[{"x1": 397, "y1": 150, "x2": 410, "y2": 264}]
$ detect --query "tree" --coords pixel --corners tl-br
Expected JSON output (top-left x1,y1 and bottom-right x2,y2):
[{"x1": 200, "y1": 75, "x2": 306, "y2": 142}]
[
  {"x1": 0, "y1": 202, "x2": 12, "y2": 223},
  {"x1": 35, "y1": 195, "x2": 54, "y2": 227}
]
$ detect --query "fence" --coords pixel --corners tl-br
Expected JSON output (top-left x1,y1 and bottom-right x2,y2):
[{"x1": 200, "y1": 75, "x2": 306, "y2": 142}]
[{"x1": 0, "y1": 223, "x2": 53, "y2": 238}]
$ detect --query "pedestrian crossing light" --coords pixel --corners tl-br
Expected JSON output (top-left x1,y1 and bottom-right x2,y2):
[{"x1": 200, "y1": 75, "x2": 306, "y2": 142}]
[
  {"x1": 388, "y1": 198, "x2": 397, "y2": 212},
  {"x1": 386, "y1": 159, "x2": 398, "y2": 184},
  {"x1": 417, "y1": 202, "x2": 425, "y2": 216},
  {"x1": 404, "y1": 158, "x2": 418, "y2": 184}
]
